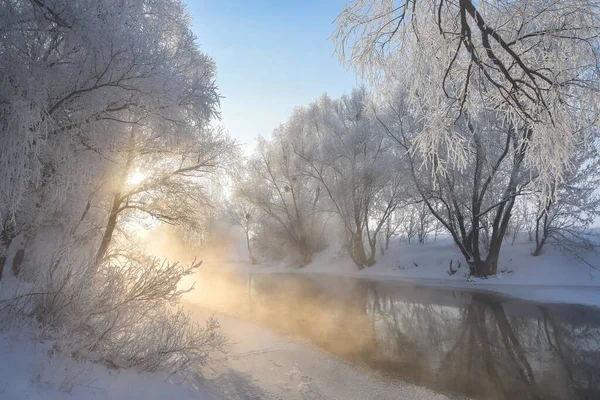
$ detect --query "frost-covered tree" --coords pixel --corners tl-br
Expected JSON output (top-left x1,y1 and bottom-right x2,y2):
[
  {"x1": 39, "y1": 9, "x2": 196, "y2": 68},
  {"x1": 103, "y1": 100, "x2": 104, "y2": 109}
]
[
  {"x1": 333, "y1": 0, "x2": 600, "y2": 199},
  {"x1": 0, "y1": 0, "x2": 223, "y2": 279},
  {"x1": 379, "y1": 207, "x2": 404, "y2": 253},
  {"x1": 415, "y1": 202, "x2": 436, "y2": 244},
  {"x1": 0, "y1": 0, "x2": 230, "y2": 374},
  {"x1": 0, "y1": 0, "x2": 219, "y2": 219},
  {"x1": 238, "y1": 134, "x2": 325, "y2": 266},
  {"x1": 508, "y1": 196, "x2": 537, "y2": 244},
  {"x1": 396, "y1": 206, "x2": 418, "y2": 244},
  {"x1": 377, "y1": 91, "x2": 534, "y2": 276},
  {"x1": 294, "y1": 89, "x2": 406, "y2": 269},
  {"x1": 93, "y1": 126, "x2": 236, "y2": 266},
  {"x1": 532, "y1": 140, "x2": 600, "y2": 257}
]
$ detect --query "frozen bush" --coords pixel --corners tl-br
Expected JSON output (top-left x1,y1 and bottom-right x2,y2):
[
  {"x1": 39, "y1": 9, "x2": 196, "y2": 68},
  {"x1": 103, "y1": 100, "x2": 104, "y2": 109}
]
[{"x1": 31, "y1": 251, "x2": 225, "y2": 375}]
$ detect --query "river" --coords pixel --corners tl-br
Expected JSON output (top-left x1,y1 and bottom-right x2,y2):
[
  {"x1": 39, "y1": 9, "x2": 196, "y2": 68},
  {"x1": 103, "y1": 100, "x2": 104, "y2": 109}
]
[{"x1": 188, "y1": 271, "x2": 600, "y2": 399}]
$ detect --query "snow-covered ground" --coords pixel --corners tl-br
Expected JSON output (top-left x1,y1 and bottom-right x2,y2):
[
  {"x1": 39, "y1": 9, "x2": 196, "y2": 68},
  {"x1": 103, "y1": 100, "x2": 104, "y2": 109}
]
[
  {"x1": 0, "y1": 325, "x2": 215, "y2": 400},
  {"x1": 212, "y1": 235, "x2": 600, "y2": 307},
  {"x1": 0, "y1": 275, "x2": 215, "y2": 400}
]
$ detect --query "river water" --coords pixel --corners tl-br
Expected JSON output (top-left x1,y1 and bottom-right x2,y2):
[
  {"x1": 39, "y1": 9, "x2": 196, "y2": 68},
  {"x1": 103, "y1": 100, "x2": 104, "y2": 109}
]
[{"x1": 191, "y1": 271, "x2": 600, "y2": 399}]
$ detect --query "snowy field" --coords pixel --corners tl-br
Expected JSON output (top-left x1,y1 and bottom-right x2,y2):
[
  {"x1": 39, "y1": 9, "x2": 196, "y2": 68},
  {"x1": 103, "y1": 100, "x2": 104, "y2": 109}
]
[
  {"x1": 0, "y1": 276, "x2": 214, "y2": 400},
  {"x1": 213, "y1": 235, "x2": 600, "y2": 307}
]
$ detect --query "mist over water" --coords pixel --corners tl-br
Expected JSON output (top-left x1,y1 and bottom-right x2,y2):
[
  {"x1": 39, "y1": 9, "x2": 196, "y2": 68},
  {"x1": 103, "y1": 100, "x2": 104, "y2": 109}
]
[{"x1": 188, "y1": 271, "x2": 600, "y2": 400}]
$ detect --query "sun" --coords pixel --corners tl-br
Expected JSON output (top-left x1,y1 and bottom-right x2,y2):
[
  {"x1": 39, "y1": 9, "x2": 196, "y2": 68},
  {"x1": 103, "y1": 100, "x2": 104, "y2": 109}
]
[{"x1": 127, "y1": 168, "x2": 147, "y2": 187}]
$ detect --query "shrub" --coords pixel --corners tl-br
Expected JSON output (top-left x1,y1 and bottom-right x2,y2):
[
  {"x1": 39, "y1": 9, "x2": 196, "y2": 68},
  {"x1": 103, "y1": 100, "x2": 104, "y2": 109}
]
[{"x1": 29, "y1": 251, "x2": 225, "y2": 375}]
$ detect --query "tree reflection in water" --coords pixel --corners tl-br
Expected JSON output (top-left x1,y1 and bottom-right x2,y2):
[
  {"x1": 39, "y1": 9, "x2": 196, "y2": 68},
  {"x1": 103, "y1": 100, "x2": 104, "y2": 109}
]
[{"x1": 193, "y1": 272, "x2": 600, "y2": 399}]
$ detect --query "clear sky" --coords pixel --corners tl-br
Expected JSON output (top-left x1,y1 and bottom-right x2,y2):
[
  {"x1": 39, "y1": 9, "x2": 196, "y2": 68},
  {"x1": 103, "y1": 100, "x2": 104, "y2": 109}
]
[{"x1": 185, "y1": 0, "x2": 360, "y2": 154}]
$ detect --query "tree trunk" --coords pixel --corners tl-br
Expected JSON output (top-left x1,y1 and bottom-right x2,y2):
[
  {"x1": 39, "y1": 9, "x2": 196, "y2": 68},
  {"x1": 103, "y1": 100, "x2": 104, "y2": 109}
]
[
  {"x1": 532, "y1": 238, "x2": 545, "y2": 256},
  {"x1": 385, "y1": 218, "x2": 391, "y2": 251},
  {"x1": 366, "y1": 238, "x2": 377, "y2": 266},
  {"x1": 470, "y1": 228, "x2": 503, "y2": 277},
  {"x1": 470, "y1": 178, "x2": 519, "y2": 278},
  {"x1": 298, "y1": 234, "x2": 312, "y2": 266},
  {"x1": 0, "y1": 220, "x2": 15, "y2": 281},
  {"x1": 348, "y1": 234, "x2": 369, "y2": 270},
  {"x1": 245, "y1": 229, "x2": 256, "y2": 264},
  {"x1": 533, "y1": 213, "x2": 548, "y2": 256},
  {"x1": 93, "y1": 127, "x2": 136, "y2": 266},
  {"x1": 93, "y1": 194, "x2": 121, "y2": 266},
  {"x1": 469, "y1": 259, "x2": 495, "y2": 277},
  {"x1": 11, "y1": 248, "x2": 25, "y2": 278}
]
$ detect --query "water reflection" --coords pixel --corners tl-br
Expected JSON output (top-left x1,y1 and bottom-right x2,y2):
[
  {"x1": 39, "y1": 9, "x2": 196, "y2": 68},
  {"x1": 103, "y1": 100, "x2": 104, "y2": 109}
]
[{"x1": 192, "y1": 272, "x2": 600, "y2": 399}]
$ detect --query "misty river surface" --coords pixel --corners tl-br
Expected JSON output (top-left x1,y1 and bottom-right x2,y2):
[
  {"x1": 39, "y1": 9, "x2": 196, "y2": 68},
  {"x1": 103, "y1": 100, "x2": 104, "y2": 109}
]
[{"x1": 192, "y1": 271, "x2": 600, "y2": 399}]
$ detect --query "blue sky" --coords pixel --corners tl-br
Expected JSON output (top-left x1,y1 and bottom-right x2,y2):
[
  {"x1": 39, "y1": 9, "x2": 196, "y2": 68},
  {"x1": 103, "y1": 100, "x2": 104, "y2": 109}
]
[{"x1": 185, "y1": 0, "x2": 360, "y2": 154}]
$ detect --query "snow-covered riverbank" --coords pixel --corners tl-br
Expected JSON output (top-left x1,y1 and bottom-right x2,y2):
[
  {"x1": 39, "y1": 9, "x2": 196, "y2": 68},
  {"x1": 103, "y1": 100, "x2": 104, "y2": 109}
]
[
  {"x1": 0, "y1": 326, "x2": 216, "y2": 400},
  {"x1": 210, "y1": 236, "x2": 600, "y2": 307},
  {"x1": 0, "y1": 308, "x2": 457, "y2": 400}
]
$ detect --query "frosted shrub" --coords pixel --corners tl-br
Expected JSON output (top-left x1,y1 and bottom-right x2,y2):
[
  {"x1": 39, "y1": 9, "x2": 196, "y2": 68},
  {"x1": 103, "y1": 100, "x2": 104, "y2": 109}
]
[{"x1": 32, "y1": 253, "x2": 225, "y2": 375}]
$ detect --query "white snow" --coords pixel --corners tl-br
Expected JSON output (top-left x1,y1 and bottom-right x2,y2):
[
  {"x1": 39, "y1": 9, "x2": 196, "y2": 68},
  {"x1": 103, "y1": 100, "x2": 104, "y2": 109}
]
[
  {"x1": 0, "y1": 274, "x2": 217, "y2": 400},
  {"x1": 213, "y1": 235, "x2": 600, "y2": 307},
  {"x1": 0, "y1": 326, "x2": 216, "y2": 400}
]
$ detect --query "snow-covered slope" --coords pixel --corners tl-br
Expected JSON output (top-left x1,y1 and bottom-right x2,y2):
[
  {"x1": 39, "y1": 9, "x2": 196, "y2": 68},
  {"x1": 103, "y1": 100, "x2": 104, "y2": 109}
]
[{"x1": 362, "y1": 236, "x2": 600, "y2": 306}]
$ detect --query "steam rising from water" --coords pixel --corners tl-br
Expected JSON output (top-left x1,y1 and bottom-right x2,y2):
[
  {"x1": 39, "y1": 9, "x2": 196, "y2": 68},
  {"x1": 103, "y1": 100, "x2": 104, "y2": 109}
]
[{"x1": 186, "y1": 271, "x2": 600, "y2": 400}]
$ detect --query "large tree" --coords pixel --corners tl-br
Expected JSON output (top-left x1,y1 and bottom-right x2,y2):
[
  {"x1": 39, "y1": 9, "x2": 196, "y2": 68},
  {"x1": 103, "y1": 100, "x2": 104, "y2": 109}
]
[
  {"x1": 333, "y1": 0, "x2": 600, "y2": 199},
  {"x1": 93, "y1": 126, "x2": 236, "y2": 266},
  {"x1": 0, "y1": 0, "x2": 231, "y2": 374},
  {"x1": 376, "y1": 91, "x2": 534, "y2": 276},
  {"x1": 0, "y1": 0, "x2": 238, "y2": 282},
  {"x1": 0, "y1": 0, "x2": 224, "y2": 279}
]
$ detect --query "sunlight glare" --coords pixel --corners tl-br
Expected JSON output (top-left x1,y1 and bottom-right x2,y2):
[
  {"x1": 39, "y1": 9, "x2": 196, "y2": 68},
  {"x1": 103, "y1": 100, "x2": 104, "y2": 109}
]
[{"x1": 127, "y1": 168, "x2": 146, "y2": 187}]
